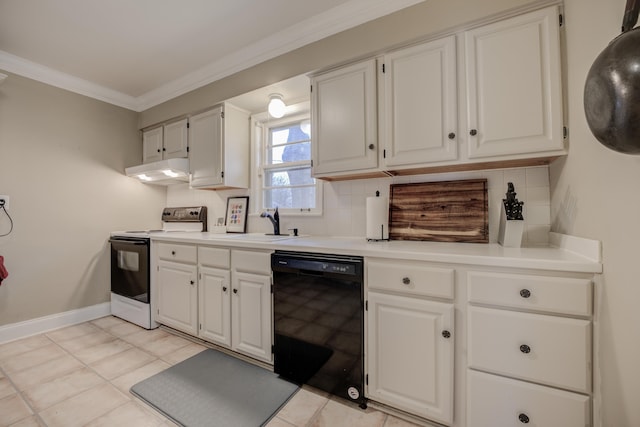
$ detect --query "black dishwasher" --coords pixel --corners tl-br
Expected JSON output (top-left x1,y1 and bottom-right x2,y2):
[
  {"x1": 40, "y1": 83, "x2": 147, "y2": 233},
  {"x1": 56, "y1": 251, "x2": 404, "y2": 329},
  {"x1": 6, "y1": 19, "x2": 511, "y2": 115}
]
[{"x1": 272, "y1": 251, "x2": 366, "y2": 408}]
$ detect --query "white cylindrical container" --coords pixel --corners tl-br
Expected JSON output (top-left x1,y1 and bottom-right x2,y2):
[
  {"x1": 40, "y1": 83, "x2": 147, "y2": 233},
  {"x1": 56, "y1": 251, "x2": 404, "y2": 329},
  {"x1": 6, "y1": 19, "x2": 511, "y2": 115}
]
[{"x1": 366, "y1": 191, "x2": 389, "y2": 241}]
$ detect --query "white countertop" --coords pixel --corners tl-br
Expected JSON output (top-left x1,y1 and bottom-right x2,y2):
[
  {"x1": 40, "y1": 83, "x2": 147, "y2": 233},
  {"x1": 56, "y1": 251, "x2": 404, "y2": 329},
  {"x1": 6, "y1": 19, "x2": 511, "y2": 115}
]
[{"x1": 149, "y1": 232, "x2": 602, "y2": 274}]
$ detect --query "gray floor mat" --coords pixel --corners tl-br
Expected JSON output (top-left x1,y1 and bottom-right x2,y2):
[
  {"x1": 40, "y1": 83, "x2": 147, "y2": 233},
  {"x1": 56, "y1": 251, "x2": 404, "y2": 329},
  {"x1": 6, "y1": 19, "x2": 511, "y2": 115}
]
[{"x1": 131, "y1": 349, "x2": 299, "y2": 427}]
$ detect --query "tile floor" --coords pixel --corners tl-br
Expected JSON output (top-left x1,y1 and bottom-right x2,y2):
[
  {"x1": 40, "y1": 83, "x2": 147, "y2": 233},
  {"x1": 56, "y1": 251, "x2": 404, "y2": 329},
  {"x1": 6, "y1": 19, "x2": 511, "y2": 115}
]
[{"x1": 0, "y1": 316, "x2": 421, "y2": 427}]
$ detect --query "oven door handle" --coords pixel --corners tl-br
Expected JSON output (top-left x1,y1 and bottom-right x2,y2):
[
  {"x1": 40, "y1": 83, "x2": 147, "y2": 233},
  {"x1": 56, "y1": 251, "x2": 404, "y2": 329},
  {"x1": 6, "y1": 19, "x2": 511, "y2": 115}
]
[{"x1": 109, "y1": 239, "x2": 148, "y2": 245}]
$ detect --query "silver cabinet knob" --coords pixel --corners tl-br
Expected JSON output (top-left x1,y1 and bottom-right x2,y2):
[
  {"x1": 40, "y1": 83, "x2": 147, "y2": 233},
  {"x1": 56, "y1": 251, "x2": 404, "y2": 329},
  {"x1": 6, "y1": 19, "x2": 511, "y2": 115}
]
[
  {"x1": 171, "y1": 251, "x2": 176, "y2": 256},
  {"x1": 520, "y1": 289, "x2": 531, "y2": 298},
  {"x1": 222, "y1": 286, "x2": 227, "y2": 292},
  {"x1": 442, "y1": 330, "x2": 451, "y2": 339},
  {"x1": 520, "y1": 344, "x2": 531, "y2": 354},
  {"x1": 402, "y1": 277, "x2": 411, "y2": 285},
  {"x1": 368, "y1": 143, "x2": 375, "y2": 150}
]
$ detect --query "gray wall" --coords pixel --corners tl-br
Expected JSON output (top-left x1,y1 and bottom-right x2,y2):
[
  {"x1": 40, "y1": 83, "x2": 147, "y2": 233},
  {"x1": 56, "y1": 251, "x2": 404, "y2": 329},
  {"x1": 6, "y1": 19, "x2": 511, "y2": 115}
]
[
  {"x1": 0, "y1": 73, "x2": 166, "y2": 325},
  {"x1": 140, "y1": 0, "x2": 541, "y2": 127},
  {"x1": 553, "y1": 0, "x2": 640, "y2": 425}
]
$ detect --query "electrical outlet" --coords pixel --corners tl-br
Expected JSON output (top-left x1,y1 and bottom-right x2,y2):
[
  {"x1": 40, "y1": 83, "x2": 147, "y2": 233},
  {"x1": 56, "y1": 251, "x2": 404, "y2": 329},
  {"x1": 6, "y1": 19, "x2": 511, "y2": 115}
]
[{"x1": 0, "y1": 195, "x2": 9, "y2": 210}]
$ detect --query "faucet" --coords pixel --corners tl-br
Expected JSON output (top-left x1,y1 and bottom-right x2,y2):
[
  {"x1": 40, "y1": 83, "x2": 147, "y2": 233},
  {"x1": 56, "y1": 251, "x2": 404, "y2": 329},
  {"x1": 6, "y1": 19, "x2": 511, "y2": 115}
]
[{"x1": 260, "y1": 207, "x2": 280, "y2": 235}]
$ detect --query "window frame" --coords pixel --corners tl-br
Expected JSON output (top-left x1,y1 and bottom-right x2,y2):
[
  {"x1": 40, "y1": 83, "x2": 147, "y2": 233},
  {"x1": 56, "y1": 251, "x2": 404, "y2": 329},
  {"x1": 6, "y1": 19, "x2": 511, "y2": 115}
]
[{"x1": 251, "y1": 105, "x2": 322, "y2": 216}]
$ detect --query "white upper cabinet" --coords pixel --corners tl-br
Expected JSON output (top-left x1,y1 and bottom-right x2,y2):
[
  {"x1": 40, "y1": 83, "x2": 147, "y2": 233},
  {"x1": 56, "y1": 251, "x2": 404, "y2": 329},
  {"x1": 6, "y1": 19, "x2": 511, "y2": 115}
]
[
  {"x1": 190, "y1": 106, "x2": 223, "y2": 187},
  {"x1": 142, "y1": 119, "x2": 189, "y2": 164},
  {"x1": 309, "y1": 6, "x2": 565, "y2": 180},
  {"x1": 142, "y1": 126, "x2": 163, "y2": 163},
  {"x1": 189, "y1": 103, "x2": 250, "y2": 189},
  {"x1": 311, "y1": 59, "x2": 379, "y2": 177},
  {"x1": 464, "y1": 6, "x2": 564, "y2": 159},
  {"x1": 380, "y1": 35, "x2": 458, "y2": 167},
  {"x1": 163, "y1": 118, "x2": 189, "y2": 160}
]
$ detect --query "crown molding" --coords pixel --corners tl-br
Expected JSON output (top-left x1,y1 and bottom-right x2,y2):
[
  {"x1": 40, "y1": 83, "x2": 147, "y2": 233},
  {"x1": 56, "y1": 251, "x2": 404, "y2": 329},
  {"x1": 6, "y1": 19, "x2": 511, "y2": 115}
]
[
  {"x1": 0, "y1": 0, "x2": 424, "y2": 112},
  {"x1": 0, "y1": 50, "x2": 139, "y2": 110}
]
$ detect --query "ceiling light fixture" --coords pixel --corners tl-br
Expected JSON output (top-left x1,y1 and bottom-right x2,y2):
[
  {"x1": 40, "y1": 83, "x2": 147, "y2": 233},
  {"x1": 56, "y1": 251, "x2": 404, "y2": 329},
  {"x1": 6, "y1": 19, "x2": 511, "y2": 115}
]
[{"x1": 268, "y1": 93, "x2": 286, "y2": 118}]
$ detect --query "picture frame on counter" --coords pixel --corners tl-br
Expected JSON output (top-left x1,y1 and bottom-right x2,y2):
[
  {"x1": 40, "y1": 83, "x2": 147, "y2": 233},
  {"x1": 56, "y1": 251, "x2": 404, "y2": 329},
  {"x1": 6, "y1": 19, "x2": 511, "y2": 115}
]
[{"x1": 225, "y1": 196, "x2": 249, "y2": 233}]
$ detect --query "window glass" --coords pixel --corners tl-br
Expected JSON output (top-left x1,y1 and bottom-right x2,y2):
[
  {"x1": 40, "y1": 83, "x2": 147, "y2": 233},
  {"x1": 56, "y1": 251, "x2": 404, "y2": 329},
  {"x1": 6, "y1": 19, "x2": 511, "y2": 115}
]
[{"x1": 256, "y1": 115, "x2": 320, "y2": 214}]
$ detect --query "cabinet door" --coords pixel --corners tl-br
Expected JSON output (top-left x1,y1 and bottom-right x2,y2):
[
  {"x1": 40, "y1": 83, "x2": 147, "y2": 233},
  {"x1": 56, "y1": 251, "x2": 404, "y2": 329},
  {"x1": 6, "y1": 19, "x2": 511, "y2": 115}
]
[
  {"x1": 189, "y1": 106, "x2": 224, "y2": 187},
  {"x1": 163, "y1": 118, "x2": 189, "y2": 160},
  {"x1": 231, "y1": 271, "x2": 272, "y2": 363},
  {"x1": 367, "y1": 292, "x2": 454, "y2": 424},
  {"x1": 464, "y1": 6, "x2": 564, "y2": 159},
  {"x1": 381, "y1": 36, "x2": 458, "y2": 167},
  {"x1": 156, "y1": 260, "x2": 198, "y2": 335},
  {"x1": 142, "y1": 127, "x2": 163, "y2": 163},
  {"x1": 198, "y1": 266, "x2": 231, "y2": 347},
  {"x1": 311, "y1": 59, "x2": 378, "y2": 175}
]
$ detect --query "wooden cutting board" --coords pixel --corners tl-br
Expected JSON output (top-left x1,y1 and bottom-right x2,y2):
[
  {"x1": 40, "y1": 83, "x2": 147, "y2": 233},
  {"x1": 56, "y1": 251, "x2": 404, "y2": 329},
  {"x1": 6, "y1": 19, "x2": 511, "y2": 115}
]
[{"x1": 389, "y1": 179, "x2": 488, "y2": 243}]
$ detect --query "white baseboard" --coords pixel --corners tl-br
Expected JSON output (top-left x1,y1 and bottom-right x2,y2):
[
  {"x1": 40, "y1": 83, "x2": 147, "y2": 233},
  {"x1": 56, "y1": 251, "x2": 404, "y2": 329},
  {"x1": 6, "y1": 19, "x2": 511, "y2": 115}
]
[{"x1": 0, "y1": 302, "x2": 111, "y2": 344}]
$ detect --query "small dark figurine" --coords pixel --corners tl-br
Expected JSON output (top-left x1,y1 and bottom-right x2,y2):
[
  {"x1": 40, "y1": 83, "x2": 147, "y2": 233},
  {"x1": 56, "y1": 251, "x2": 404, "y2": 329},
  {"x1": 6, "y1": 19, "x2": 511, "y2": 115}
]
[{"x1": 503, "y1": 182, "x2": 524, "y2": 220}]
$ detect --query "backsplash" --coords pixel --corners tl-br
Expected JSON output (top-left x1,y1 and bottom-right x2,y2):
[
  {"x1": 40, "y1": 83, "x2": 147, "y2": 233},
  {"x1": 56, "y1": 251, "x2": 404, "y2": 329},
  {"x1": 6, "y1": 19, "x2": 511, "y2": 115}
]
[{"x1": 166, "y1": 166, "x2": 551, "y2": 246}]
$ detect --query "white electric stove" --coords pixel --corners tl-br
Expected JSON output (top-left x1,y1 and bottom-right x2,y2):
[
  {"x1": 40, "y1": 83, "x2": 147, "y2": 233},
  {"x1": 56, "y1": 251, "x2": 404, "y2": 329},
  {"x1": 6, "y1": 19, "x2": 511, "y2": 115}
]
[{"x1": 109, "y1": 206, "x2": 207, "y2": 328}]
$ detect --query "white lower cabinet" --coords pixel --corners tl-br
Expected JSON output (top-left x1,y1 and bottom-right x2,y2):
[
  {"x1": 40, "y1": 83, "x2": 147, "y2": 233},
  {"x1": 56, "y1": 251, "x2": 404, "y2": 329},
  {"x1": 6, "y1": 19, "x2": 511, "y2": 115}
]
[
  {"x1": 466, "y1": 269, "x2": 593, "y2": 427},
  {"x1": 156, "y1": 243, "x2": 199, "y2": 335},
  {"x1": 366, "y1": 258, "x2": 454, "y2": 425},
  {"x1": 156, "y1": 259, "x2": 198, "y2": 335},
  {"x1": 231, "y1": 271, "x2": 272, "y2": 362},
  {"x1": 231, "y1": 250, "x2": 273, "y2": 363},
  {"x1": 468, "y1": 306, "x2": 591, "y2": 393},
  {"x1": 154, "y1": 243, "x2": 272, "y2": 364},
  {"x1": 367, "y1": 292, "x2": 454, "y2": 424},
  {"x1": 467, "y1": 370, "x2": 591, "y2": 427},
  {"x1": 197, "y1": 246, "x2": 231, "y2": 347},
  {"x1": 198, "y1": 265, "x2": 231, "y2": 347}
]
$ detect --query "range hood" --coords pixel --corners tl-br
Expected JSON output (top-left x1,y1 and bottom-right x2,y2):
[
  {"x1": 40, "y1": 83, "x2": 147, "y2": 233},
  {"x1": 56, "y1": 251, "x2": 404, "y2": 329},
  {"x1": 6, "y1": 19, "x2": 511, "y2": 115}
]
[{"x1": 125, "y1": 158, "x2": 190, "y2": 185}]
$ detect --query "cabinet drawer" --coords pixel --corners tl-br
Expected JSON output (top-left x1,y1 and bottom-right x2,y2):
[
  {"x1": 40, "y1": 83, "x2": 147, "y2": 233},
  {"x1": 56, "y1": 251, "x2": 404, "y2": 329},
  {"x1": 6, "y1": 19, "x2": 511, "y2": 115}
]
[
  {"x1": 468, "y1": 271, "x2": 592, "y2": 316},
  {"x1": 367, "y1": 259, "x2": 454, "y2": 299},
  {"x1": 198, "y1": 246, "x2": 230, "y2": 269},
  {"x1": 467, "y1": 370, "x2": 590, "y2": 427},
  {"x1": 232, "y1": 250, "x2": 271, "y2": 275},
  {"x1": 468, "y1": 306, "x2": 591, "y2": 393},
  {"x1": 157, "y1": 243, "x2": 197, "y2": 264}
]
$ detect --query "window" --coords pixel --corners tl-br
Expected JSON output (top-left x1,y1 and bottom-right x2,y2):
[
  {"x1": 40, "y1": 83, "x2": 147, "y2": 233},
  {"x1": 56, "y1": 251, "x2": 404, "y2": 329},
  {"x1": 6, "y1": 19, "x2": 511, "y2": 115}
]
[{"x1": 253, "y1": 110, "x2": 321, "y2": 214}]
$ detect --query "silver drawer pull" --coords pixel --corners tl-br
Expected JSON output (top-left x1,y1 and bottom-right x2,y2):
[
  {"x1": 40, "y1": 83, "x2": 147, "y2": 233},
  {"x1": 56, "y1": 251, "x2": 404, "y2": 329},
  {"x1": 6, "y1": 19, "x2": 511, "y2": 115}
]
[
  {"x1": 171, "y1": 251, "x2": 176, "y2": 256},
  {"x1": 520, "y1": 289, "x2": 531, "y2": 298},
  {"x1": 520, "y1": 344, "x2": 531, "y2": 354},
  {"x1": 442, "y1": 330, "x2": 451, "y2": 339},
  {"x1": 222, "y1": 286, "x2": 227, "y2": 292},
  {"x1": 402, "y1": 277, "x2": 411, "y2": 285},
  {"x1": 518, "y1": 413, "x2": 530, "y2": 423}
]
